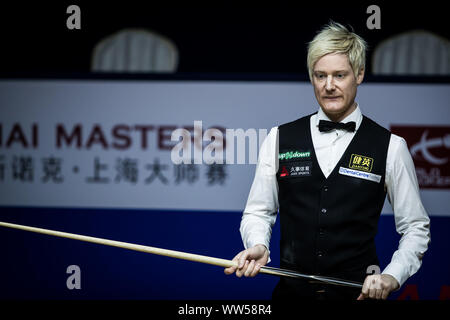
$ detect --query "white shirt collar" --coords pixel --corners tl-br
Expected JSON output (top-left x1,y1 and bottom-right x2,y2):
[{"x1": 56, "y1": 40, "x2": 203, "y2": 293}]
[{"x1": 315, "y1": 103, "x2": 363, "y2": 131}]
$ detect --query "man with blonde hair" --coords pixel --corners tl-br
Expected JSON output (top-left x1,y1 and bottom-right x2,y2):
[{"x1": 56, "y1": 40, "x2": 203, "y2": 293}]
[{"x1": 225, "y1": 22, "x2": 430, "y2": 300}]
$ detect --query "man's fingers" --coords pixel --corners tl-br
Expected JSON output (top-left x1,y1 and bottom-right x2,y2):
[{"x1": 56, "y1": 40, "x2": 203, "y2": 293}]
[
  {"x1": 360, "y1": 275, "x2": 378, "y2": 300},
  {"x1": 236, "y1": 260, "x2": 249, "y2": 278},
  {"x1": 225, "y1": 246, "x2": 268, "y2": 277},
  {"x1": 368, "y1": 277, "x2": 381, "y2": 299},
  {"x1": 230, "y1": 259, "x2": 262, "y2": 278},
  {"x1": 224, "y1": 266, "x2": 237, "y2": 275},
  {"x1": 359, "y1": 275, "x2": 396, "y2": 300},
  {"x1": 238, "y1": 251, "x2": 249, "y2": 268},
  {"x1": 224, "y1": 251, "x2": 243, "y2": 275},
  {"x1": 250, "y1": 263, "x2": 262, "y2": 277},
  {"x1": 375, "y1": 288, "x2": 383, "y2": 299},
  {"x1": 381, "y1": 289, "x2": 390, "y2": 300},
  {"x1": 361, "y1": 275, "x2": 372, "y2": 296},
  {"x1": 368, "y1": 278, "x2": 377, "y2": 299},
  {"x1": 379, "y1": 276, "x2": 394, "y2": 300},
  {"x1": 244, "y1": 260, "x2": 255, "y2": 277}
]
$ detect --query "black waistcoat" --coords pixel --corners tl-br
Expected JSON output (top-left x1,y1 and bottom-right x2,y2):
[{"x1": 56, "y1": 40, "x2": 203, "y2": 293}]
[{"x1": 276, "y1": 114, "x2": 391, "y2": 282}]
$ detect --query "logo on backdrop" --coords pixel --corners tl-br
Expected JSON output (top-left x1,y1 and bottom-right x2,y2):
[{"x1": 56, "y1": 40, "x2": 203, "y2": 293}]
[
  {"x1": 390, "y1": 125, "x2": 450, "y2": 189},
  {"x1": 0, "y1": 122, "x2": 236, "y2": 188}
]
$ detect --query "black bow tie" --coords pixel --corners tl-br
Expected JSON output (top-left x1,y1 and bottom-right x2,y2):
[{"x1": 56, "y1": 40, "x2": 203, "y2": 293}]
[{"x1": 318, "y1": 120, "x2": 356, "y2": 132}]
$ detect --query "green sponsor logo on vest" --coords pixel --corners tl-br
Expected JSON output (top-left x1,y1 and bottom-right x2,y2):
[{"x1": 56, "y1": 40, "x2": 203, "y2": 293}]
[{"x1": 279, "y1": 150, "x2": 311, "y2": 160}]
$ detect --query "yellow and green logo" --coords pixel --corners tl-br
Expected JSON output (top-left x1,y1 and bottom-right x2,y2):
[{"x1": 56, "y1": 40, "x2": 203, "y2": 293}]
[{"x1": 349, "y1": 154, "x2": 373, "y2": 172}]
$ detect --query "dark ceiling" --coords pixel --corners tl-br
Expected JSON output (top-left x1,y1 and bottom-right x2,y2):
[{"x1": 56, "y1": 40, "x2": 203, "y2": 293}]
[{"x1": 1, "y1": 2, "x2": 448, "y2": 76}]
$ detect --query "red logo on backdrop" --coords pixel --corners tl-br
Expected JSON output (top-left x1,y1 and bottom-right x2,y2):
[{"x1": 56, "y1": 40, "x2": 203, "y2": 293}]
[{"x1": 390, "y1": 125, "x2": 450, "y2": 189}]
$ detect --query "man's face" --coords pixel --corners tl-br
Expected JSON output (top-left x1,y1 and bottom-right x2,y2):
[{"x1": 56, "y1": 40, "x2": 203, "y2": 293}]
[{"x1": 312, "y1": 53, "x2": 364, "y2": 122}]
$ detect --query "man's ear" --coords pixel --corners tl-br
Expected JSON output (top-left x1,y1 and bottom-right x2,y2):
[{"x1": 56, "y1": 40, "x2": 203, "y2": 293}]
[{"x1": 356, "y1": 68, "x2": 365, "y2": 85}]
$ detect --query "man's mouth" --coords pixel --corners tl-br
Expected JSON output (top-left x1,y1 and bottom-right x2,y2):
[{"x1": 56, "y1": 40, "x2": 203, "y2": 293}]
[{"x1": 323, "y1": 96, "x2": 341, "y2": 100}]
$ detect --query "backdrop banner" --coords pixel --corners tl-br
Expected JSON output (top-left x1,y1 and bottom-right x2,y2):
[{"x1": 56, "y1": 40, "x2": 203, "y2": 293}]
[{"x1": 0, "y1": 79, "x2": 449, "y2": 300}]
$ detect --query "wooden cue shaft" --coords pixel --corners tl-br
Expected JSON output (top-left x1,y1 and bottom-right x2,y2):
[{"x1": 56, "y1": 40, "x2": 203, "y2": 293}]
[
  {"x1": 0, "y1": 221, "x2": 363, "y2": 288},
  {"x1": 0, "y1": 221, "x2": 287, "y2": 277},
  {"x1": 0, "y1": 221, "x2": 238, "y2": 269}
]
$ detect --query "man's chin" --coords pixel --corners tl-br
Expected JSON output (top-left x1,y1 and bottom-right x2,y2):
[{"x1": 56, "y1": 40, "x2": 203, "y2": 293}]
[{"x1": 321, "y1": 104, "x2": 345, "y2": 115}]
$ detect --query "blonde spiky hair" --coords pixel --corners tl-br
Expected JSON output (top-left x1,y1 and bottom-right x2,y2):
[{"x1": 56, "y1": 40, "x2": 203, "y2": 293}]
[{"x1": 307, "y1": 21, "x2": 367, "y2": 81}]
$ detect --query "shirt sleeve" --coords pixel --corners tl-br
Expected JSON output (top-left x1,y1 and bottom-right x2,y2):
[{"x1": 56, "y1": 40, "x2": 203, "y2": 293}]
[
  {"x1": 240, "y1": 126, "x2": 279, "y2": 253},
  {"x1": 382, "y1": 134, "x2": 431, "y2": 287}
]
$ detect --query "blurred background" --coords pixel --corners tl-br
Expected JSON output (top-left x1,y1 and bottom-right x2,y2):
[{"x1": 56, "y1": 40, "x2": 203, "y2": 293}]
[
  {"x1": 1, "y1": 2, "x2": 449, "y2": 77},
  {"x1": 0, "y1": 1, "x2": 449, "y2": 300}
]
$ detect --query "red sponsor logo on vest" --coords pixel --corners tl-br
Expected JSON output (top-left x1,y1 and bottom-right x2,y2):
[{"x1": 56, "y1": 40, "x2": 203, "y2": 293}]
[
  {"x1": 390, "y1": 125, "x2": 450, "y2": 189},
  {"x1": 280, "y1": 166, "x2": 289, "y2": 177}
]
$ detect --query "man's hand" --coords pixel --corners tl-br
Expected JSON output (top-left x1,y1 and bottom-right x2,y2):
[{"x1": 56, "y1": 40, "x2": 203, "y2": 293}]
[
  {"x1": 224, "y1": 244, "x2": 269, "y2": 277},
  {"x1": 357, "y1": 274, "x2": 399, "y2": 300}
]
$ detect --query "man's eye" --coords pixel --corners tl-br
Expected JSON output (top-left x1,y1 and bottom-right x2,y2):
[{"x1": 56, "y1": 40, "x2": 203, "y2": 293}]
[
  {"x1": 336, "y1": 74, "x2": 345, "y2": 78},
  {"x1": 316, "y1": 74, "x2": 325, "y2": 79}
]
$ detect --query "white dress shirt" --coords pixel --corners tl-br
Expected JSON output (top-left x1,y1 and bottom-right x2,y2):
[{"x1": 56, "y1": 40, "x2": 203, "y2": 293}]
[{"x1": 240, "y1": 104, "x2": 431, "y2": 287}]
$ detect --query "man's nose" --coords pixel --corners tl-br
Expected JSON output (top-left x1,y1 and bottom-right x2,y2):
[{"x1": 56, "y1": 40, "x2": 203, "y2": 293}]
[{"x1": 325, "y1": 75, "x2": 335, "y2": 91}]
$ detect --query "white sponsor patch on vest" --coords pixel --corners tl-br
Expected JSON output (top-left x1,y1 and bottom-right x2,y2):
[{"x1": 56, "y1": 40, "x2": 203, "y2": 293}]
[{"x1": 339, "y1": 167, "x2": 381, "y2": 183}]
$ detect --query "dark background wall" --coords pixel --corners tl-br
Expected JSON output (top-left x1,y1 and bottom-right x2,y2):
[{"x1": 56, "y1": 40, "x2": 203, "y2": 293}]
[{"x1": 1, "y1": 1, "x2": 448, "y2": 76}]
